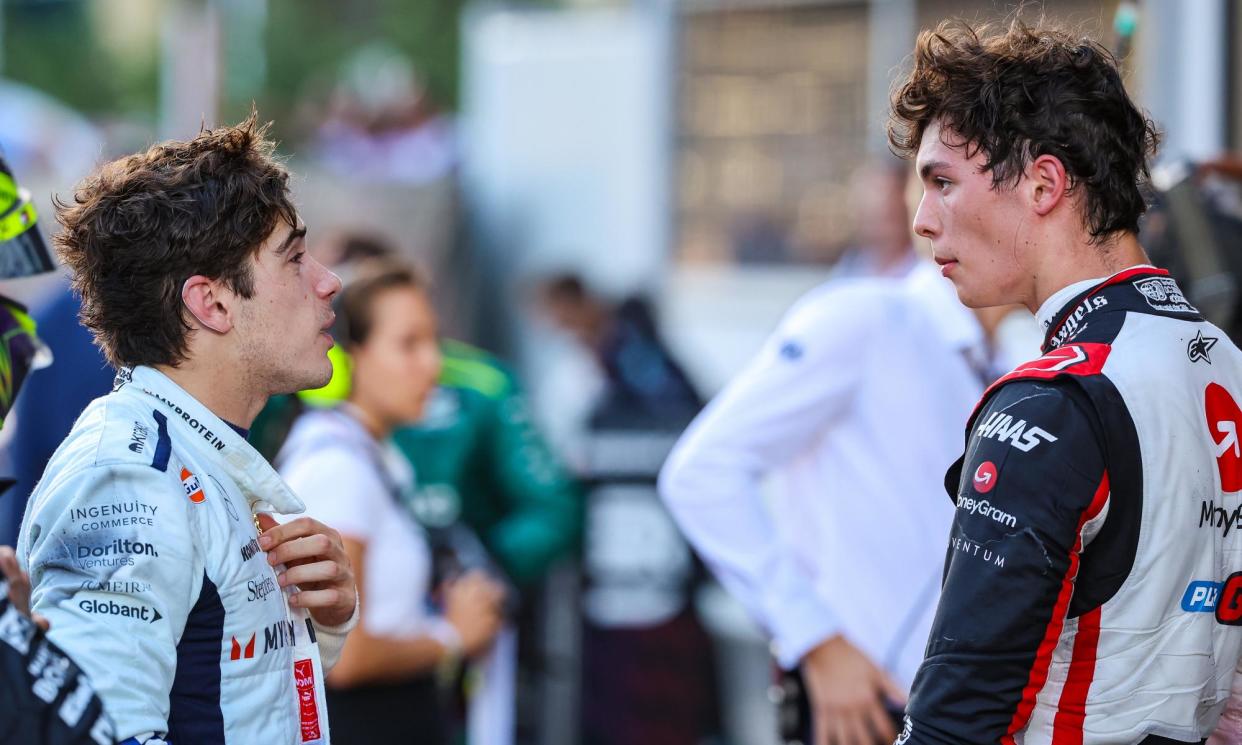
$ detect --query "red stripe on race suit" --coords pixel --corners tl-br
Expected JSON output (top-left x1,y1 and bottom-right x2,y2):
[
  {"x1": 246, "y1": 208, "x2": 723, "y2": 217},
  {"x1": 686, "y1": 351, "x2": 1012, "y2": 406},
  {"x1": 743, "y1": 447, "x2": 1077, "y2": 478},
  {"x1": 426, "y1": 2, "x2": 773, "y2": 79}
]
[
  {"x1": 1051, "y1": 606, "x2": 1102, "y2": 745},
  {"x1": 1002, "y1": 472, "x2": 1110, "y2": 745}
]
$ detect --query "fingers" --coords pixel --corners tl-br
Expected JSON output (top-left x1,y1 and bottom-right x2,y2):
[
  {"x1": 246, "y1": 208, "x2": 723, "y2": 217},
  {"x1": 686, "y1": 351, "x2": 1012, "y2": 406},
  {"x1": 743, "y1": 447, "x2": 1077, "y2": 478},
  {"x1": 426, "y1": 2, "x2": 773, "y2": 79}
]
[
  {"x1": 265, "y1": 532, "x2": 340, "y2": 569},
  {"x1": 879, "y1": 671, "x2": 908, "y2": 708},
  {"x1": 863, "y1": 697, "x2": 897, "y2": 744},
  {"x1": 31, "y1": 613, "x2": 50, "y2": 632},
  {"x1": 0, "y1": 545, "x2": 33, "y2": 616},
  {"x1": 287, "y1": 587, "x2": 344, "y2": 610},
  {"x1": 258, "y1": 515, "x2": 340, "y2": 554},
  {"x1": 279, "y1": 560, "x2": 343, "y2": 588}
]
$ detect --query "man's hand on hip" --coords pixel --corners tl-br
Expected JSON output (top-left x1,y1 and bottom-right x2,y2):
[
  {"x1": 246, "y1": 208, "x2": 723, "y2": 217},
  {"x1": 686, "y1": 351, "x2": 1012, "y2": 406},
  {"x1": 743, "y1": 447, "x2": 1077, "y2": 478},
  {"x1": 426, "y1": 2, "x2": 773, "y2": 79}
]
[
  {"x1": 258, "y1": 514, "x2": 357, "y2": 627},
  {"x1": 801, "y1": 634, "x2": 907, "y2": 745}
]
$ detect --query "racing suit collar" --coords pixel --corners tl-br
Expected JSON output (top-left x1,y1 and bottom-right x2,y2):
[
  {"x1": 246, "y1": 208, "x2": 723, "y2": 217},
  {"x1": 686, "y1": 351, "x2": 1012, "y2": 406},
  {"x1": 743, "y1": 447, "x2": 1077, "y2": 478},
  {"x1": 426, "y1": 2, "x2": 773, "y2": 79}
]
[
  {"x1": 1037, "y1": 265, "x2": 1162, "y2": 352},
  {"x1": 117, "y1": 365, "x2": 307, "y2": 516}
]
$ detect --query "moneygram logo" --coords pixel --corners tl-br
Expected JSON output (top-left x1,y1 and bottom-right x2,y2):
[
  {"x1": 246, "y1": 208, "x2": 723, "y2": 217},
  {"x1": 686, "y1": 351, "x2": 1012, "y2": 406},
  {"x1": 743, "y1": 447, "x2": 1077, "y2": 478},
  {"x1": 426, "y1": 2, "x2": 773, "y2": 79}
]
[
  {"x1": 956, "y1": 495, "x2": 1017, "y2": 528},
  {"x1": 1200, "y1": 500, "x2": 1242, "y2": 537}
]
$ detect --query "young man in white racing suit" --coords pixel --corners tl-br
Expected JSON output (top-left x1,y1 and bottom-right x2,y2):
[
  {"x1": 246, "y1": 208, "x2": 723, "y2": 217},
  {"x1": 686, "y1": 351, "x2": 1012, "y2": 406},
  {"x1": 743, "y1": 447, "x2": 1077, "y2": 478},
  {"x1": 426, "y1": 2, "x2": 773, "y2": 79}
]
[
  {"x1": 888, "y1": 19, "x2": 1242, "y2": 745},
  {"x1": 17, "y1": 116, "x2": 358, "y2": 743}
]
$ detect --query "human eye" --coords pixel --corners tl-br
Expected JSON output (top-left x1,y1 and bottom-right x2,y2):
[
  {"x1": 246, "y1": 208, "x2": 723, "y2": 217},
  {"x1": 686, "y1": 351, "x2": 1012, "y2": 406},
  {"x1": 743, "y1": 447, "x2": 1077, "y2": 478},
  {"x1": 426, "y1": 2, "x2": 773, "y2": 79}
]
[
  {"x1": 934, "y1": 176, "x2": 952, "y2": 191},
  {"x1": 290, "y1": 250, "x2": 305, "y2": 265}
]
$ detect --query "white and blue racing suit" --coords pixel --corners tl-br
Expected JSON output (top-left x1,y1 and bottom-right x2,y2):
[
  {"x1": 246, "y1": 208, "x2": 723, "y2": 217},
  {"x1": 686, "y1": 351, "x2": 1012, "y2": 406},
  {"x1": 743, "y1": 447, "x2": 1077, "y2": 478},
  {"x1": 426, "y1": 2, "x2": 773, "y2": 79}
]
[{"x1": 18, "y1": 365, "x2": 356, "y2": 743}]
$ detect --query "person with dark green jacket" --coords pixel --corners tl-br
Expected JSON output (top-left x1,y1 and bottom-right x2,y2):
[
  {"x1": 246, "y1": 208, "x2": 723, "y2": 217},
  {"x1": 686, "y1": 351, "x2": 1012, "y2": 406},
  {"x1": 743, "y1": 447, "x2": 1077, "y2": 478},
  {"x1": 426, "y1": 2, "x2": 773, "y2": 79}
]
[{"x1": 391, "y1": 339, "x2": 581, "y2": 587}]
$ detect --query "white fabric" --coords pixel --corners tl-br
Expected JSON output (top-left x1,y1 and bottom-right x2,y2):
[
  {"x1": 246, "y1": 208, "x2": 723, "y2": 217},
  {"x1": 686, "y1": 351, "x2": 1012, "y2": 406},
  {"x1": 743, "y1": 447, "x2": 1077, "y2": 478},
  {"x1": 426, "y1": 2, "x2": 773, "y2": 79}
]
[
  {"x1": 659, "y1": 260, "x2": 999, "y2": 688},
  {"x1": 278, "y1": 407, "x2": 434, "y2": 638},
  {"x1": 18, "y1": 366, "x2": 354, "y2": 744},
  {"x1": 1034, "y1": 265, "x2": 1156, "y2": 331}
]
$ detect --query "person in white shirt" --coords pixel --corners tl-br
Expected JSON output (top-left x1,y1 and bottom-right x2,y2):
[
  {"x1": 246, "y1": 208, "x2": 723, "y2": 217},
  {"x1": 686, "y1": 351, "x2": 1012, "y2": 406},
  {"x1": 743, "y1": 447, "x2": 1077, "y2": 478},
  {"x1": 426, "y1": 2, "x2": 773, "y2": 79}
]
[
  {"x1": 659, "y1": 216, "x2": 1022, "y2": 745},
  {"x1": 277, "y1": 261, "x2": 505, "y2": 745}
]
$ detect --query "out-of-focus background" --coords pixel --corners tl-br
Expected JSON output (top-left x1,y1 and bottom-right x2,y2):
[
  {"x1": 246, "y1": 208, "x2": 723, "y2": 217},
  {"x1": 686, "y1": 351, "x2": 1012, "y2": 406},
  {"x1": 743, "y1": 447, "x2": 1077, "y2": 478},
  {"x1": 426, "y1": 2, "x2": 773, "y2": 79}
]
[{"x1": 1, "y1": 1, "x2": 1239, "y2": 744}]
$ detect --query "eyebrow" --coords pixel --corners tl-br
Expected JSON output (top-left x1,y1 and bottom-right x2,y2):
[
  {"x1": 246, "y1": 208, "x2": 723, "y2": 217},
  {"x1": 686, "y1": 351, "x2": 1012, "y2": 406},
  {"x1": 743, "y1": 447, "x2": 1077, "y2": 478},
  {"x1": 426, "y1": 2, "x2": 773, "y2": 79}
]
[
  {"x1": 275, "y1": 226, "x2": 307, "y2": 256},
  {"x1": 919, "y1": 160, "x2": 952, "y2": 180}
]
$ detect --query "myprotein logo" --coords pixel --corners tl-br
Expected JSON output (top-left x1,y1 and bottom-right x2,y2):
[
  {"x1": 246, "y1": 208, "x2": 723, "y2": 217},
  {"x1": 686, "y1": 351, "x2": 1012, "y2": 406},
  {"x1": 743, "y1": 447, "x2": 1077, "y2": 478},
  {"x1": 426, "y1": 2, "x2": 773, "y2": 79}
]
[
  {"x1": 1206, "y1": 383, "x2": 1242, "y2": 493},
  {"x1": 1215, "y1": 573, "x2": 1242, "y2": 625},
  {"x1": 1182, "y1": 580, "x2": 1223, "y2": 613},
  {"x1": 956, "y1": 495, "x2": 1017, "y2": 528},
  {"x1": 975, "y1": 412, "x2": 1058, "y2": 452}
]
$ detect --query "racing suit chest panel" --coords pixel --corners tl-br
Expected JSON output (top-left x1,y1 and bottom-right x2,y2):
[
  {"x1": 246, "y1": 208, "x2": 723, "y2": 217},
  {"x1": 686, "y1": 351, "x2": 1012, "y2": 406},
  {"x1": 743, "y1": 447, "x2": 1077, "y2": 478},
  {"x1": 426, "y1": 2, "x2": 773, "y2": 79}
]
[{"x1": 167, "y1": 445, "x2": 300, "y2": 739}]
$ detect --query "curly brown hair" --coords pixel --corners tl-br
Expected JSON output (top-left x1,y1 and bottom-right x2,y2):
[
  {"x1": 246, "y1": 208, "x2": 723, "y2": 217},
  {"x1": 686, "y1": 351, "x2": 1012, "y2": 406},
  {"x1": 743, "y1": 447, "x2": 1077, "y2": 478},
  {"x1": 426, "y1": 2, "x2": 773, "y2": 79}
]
[
  {"x1": 888, "y1": 19, "x2": 1160, "y2": 242},
  {"x1": 55, "y1": 113, "x2": 298, "y2": 368}
]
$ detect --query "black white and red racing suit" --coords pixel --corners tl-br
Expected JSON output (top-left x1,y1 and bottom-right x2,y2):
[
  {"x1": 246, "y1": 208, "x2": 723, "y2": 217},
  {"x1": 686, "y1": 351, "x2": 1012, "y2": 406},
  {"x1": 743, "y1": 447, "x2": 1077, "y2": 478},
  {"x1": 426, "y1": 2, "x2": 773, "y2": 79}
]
[{"x1": 901, "y1": 267, "x2": 1242, "y2": 745}]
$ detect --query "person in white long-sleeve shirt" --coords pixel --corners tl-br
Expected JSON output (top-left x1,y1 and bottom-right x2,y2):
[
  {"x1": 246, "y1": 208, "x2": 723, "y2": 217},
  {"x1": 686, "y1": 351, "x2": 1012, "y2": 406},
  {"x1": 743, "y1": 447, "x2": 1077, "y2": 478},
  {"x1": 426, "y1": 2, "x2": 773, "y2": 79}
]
[{"x1": 659, "y1": 247, "x2": 1025, "y2": 745}]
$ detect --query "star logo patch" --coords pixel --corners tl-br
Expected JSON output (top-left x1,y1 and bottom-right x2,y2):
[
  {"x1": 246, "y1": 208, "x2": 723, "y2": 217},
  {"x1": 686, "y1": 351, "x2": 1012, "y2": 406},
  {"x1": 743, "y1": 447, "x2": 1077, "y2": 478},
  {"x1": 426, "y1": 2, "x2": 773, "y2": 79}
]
[{"x1": 1188, "y1": 330, "x2": 1219, "y2": 364}]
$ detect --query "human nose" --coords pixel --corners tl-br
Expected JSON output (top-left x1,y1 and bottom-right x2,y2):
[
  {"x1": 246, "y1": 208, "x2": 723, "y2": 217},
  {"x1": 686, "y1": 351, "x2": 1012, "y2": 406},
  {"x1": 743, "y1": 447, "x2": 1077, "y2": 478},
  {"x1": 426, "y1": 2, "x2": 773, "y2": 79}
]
[
  {"x1": 312, "y1": 257, "x2": 342, "y2": 299},
  {"x1": 912, "y1": 192, "x2": 938, "y2": 240}
]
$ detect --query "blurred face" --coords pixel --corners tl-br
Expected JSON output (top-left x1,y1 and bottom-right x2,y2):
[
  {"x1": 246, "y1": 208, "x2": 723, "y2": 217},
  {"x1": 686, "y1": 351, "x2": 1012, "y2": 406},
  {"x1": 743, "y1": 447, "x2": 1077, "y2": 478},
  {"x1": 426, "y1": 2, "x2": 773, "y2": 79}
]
[
  {"x1": 235, "y1": 221, "x2": 342, "y2": 394},
  {"x1": 913, "y1": 119, "x2": 1035, "y2": 309},
  {"x1": 349, "y1": 286, "x2": 442, "y2": 429}
]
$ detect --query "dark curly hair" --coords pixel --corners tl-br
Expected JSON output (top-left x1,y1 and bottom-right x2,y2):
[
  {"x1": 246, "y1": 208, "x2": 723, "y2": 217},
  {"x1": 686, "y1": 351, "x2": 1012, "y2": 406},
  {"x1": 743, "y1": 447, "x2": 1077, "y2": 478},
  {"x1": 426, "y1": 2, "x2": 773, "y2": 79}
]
[
  {"x1": 888, "y1": 18, "x2": 1161, "y2": 242},
  {"x1": 55, "y1": 113, "x2": 297, "y2": 368}
]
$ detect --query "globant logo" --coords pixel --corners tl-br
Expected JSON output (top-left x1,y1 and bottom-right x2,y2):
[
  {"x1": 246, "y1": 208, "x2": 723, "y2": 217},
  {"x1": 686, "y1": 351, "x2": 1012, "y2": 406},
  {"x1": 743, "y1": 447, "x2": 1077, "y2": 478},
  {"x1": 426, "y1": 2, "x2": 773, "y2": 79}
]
[{"x1": 78, "y1": 598, "x2": 163, "y2": 623}]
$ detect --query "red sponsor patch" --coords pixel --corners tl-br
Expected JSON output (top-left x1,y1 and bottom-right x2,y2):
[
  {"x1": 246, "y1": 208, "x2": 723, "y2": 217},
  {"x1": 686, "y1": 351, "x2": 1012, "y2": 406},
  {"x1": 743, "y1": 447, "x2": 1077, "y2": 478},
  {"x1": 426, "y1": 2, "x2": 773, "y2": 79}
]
[
  {"x1": 973, "y1": 461, "x2": 998, "y2": 494},
  {"x1": 229, "y1": 634, "x2": 256, "y2": 661},
  {"x1": 180, "y1": 467, "x2": 205, "y2": 504},
  {"x1": 1206, "y1": 383, "x2": 1242, "y2": 493},
  {"x1": 294, "y1": 658, "x2": 322, "y2": 742},
  {"x1": 1216, "y1": 572, "x2": 1242, "y2": 625}
]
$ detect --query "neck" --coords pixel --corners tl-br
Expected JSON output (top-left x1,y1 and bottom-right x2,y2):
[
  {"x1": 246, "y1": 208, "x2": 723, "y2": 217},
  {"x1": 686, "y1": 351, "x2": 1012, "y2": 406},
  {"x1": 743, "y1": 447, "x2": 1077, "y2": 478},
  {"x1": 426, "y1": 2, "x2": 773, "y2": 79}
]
[
  {"x1": 1028, "y1": 231, "x2": 1149, "y2": 312},
  {"x1": 154, "y1": 361, "x2": 268, "y2": 429},
  {"x1": 345, "y1": 397, "x2": 391, "y2": 440}
]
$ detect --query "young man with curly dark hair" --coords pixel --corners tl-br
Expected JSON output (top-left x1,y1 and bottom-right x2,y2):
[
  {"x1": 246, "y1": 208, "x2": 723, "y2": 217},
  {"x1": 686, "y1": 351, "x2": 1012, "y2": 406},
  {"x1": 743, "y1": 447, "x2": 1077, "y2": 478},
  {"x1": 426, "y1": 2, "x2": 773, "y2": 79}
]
[
  {"x1": 16, "y1": 115, "x2": 358, "y2": 744},
  {"x1": 889, "y1": 19, "x2": 1242, "y2": 745}
]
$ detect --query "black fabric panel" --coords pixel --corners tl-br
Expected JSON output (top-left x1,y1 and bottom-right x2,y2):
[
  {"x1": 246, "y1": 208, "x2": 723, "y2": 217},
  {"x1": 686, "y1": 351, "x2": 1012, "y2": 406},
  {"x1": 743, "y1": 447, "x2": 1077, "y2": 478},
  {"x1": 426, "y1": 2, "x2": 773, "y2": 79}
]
[
  {"x1": 907, "y1": 380, "x2": 1108, "y2": 745},
  {"x1": 167, "y1": 572, "x2": 225, "y2": 743}
]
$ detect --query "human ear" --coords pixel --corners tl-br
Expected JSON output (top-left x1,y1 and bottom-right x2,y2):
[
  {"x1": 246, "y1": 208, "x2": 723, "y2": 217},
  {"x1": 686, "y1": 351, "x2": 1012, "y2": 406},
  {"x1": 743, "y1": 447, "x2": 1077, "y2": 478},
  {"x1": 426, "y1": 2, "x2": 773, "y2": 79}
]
[
  {"x1": 181, "y1": 275, "x2": 234, "y2": 334},
  {"x1": 1028, "y1": 154, "x2": 1069, "y2": 217}
]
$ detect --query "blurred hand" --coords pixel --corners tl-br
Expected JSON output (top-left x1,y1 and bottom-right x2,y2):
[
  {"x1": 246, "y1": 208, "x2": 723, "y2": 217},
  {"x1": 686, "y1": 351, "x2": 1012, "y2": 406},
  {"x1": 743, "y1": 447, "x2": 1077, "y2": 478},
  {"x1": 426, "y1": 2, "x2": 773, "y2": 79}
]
[
  {"x1": 443, "y1": 570, "x2": 505, "y2": 657},
  {"x1": 0, "y1": 545, "x2": 49, "y2": 631},
  {"x1": 259, "y1": 514, "x2": 357, "y2": 627},
  {"x1": 1209, "y1": 673, "x2": 1242, "y2": 745},
  {"x1": 801, "y1": 635, "x2": 906, "y2": 745}
]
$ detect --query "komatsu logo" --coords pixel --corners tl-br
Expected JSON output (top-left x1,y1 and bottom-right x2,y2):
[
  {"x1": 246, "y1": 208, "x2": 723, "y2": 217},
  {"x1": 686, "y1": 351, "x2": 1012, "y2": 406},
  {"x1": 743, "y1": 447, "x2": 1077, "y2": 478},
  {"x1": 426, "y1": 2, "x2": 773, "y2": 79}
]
[{"x1": 975, "y1": 412, "x2": 1058, "y2": 452}]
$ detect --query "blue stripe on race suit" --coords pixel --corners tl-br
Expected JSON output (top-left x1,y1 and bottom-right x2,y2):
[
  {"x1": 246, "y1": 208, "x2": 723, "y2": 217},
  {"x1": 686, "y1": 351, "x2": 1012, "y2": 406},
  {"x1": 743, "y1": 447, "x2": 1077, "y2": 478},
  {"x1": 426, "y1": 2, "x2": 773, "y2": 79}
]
[
  {"x1": 151, "y1": 410, "x2": 171, "y2": 472},
  {"x1": 167, "y1": 572, "x2": 224, "y2": 742}
]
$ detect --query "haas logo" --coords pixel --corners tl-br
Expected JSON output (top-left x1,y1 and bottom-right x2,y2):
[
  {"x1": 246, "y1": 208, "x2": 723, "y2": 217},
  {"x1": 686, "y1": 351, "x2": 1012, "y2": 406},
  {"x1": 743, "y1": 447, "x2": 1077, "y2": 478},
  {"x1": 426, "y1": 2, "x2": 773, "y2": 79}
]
[{"x1": 1206, "y1": 383, "x2": 1242, "y2": 493}]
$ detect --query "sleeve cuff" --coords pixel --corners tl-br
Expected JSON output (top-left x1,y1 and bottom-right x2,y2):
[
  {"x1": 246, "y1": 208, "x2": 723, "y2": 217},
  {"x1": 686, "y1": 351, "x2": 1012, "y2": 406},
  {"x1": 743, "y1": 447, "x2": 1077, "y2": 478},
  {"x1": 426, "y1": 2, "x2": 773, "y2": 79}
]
[
  {"x1": 311, "y1": 594, "x2": 360, "y2": 671},
  {"x1": 767, "y1": 593, "x2": 840, "y2": 670}
]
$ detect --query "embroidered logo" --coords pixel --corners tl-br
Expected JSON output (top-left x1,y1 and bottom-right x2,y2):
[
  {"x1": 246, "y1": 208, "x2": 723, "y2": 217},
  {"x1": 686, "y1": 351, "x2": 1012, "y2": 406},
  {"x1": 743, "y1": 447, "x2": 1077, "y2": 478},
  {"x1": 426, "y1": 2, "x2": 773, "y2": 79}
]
[{"x1": 180, "y1": 468, "x2": 205, "y2": 504}]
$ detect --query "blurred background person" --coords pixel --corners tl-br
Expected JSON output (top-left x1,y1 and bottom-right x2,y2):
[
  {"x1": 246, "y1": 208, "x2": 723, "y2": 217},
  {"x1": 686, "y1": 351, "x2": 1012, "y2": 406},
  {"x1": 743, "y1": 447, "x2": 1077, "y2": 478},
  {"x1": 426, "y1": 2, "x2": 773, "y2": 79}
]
[
  {"x1": 830, "y1": 162, "x2": 920, "y2": 280},
  {"x1": 658, "y1": 165, "x2": 1027, "y2": 745},
  {"x1": 276, "y1": 261, "x2": 506, "y2": 745},
  {"x1": 534, "y1": 273, "x2": 722, "y2": 745}
]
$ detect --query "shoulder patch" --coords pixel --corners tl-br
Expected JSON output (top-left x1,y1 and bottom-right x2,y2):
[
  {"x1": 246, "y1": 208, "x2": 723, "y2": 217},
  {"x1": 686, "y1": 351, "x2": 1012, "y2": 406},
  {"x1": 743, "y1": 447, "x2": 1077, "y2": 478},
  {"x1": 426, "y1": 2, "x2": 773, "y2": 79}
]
[{"x1": 969, "y1": 343, "x2": 1111, "y2": 424}]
